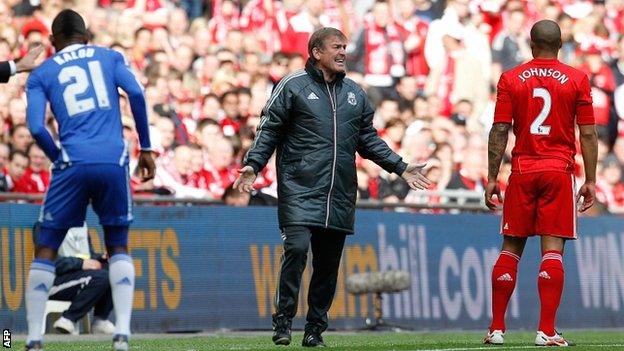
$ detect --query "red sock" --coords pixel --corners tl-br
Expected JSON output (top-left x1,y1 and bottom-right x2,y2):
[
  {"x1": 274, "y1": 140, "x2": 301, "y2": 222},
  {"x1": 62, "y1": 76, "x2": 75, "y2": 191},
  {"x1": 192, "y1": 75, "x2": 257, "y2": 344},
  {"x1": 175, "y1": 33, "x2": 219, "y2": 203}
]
[
  {"x1": 489, "y1": 250, "x2": 520, "y2": 332},
  {"x1": 538, "y1": 250, "x2": 564, "y2": 336}
]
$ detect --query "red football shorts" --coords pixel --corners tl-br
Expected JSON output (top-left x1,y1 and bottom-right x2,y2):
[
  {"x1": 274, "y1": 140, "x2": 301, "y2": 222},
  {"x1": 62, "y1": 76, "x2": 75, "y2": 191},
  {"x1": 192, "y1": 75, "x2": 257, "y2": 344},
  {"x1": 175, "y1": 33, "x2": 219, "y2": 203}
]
[{"x1": 501, "y1": 171, "x2": 577, "y2": 239}]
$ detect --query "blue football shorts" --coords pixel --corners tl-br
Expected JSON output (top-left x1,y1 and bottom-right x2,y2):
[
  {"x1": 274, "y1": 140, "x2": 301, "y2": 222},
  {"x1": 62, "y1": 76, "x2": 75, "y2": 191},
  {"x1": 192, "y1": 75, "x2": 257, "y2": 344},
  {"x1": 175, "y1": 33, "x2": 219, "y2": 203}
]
[{"x1": 38, "y1": 163, "x2": 133, "y2": 249}]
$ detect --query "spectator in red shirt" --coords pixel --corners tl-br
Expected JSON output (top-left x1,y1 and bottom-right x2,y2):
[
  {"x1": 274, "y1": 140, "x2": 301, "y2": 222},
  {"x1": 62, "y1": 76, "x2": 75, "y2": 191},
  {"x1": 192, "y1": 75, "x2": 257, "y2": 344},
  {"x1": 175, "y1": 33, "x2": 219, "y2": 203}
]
[
  {"x1": 130, "y1": 27, "x2": 151, "y2": 71},
  {"x1": 281, "y1": 0, "x2": 330, "y2": 58},
  {"x1": 597, "y1": 154, "x2": 624, "y2": 214},
  {"x1": 447, "y1": 151, "x2": 487, "y2": 193},
  {"x1": 396, "y1": 75, "x2": 420, "y2": 111},
  {"x1": 10, "y1": 124, "x2": 33, "y2": 153},
  {"x1": 578, "y1": 44, "x2": 615, "y2": 139},
  {"x1": 491, "y1": 9, "x2": 531, "y2": 86},
  {"x1": 154, "y1": 117, "x2": 176, "y2": 166},
  {"x1": 348, "y1": 0, "x2": 406, "y2": 95},
  {"x1": 205, "y1": 137, "x2": 238, "y2": 198},
  {"x1": 268, "y1": 52, "x2": 290, "y2": 85},
  {"x1": 7, "y1": 150, "x2": 28, "y2": 191},
  {"x1": 396, "y1": 0, "x2": 429, "y2": 88},
  {"x1": 239, "y1": 0, "x2": 288, "y2": 54},
  {"x1": 558, "y1": 13, "x2": 577, "y2": 65},
  {"x1": 19, "y1": 18, "x2": 50, "y2": 58},
  {"x1": 196, "y1": 118, "x2": 223, "y2": 163},
  {"x1": 172, "y1": 44, "x2": 196, "y2": 75},
  {"x1": 14, "y1": 142, "x2": 50, "y2": 194},
  {"x1": 237, "y1": 87, "x2": 253, "y2": 120},
  {"x1": 0, "y1": 143, "x2": 8, "y2": 173},
  {"x1": 167, "y1": 7, "x2": 189, "y2": 44},
  {"x1": 381, "y1": 118, "x2": 407, "y2": 152},
  {"x1": 377, "y1": 98, "x2": 401, "y2": 127},
  {"x1": 208, "y1": 0, "x2": 240, "y2": 46},
  {"x1": 155, "y1": 145, "x2": 210, "y2": 198},
  {"x1": 218, "y1": 91, "x2": 241, "y2": 137},
  {"x1": 187, "y1": 143, "x2": 210, "y2": 189},
  {"x1": 0, "y1": 143, "x2": 8, "y2": 192}
]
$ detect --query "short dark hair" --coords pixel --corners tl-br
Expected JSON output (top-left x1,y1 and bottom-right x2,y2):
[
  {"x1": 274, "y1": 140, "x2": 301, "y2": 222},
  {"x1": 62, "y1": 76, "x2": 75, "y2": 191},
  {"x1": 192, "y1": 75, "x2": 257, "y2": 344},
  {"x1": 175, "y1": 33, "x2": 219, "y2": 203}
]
[
  {"x1": 26, "y1": 142, "x2": 41, "y2": 155},
  {"x1": 222, "y1": 183, "x2": 248, "y2": 202},
  {"x1": 530, "y1": 20, "x2": 562, "y2": 51},
  {"x1": 134, "y1": 27, "x2": 151, "y2": 39},
  {"x1": 237, "y1": 87, "x2": 252, "y2": 97},
  {"x1": 187, "y1": 143, "x2": 202, "y2": 151},
  {"x1": 202, "y1": 93, "x2": 220, "y2": 104},
  {"x1": 220, "y1": 90, "x2": 238, "y2": 104},
  {"x1": 386, "y1": 118, "x2": 406, "y2": 129},
  {"x1": 197, "y1": 118, "x2": 219, "y2": 132},
  {"x1": 9, "y1": 124, "x2": 28, "y2": 137},
  {"x1": 307, "y1": 27, "x2": 347, "y2": 60},
  {"x1": 271, "y1": 51, "x2": 289, "y2": 64},
  {"x1": 288, "y1": 52, "x2": 304, "y2": 60},
  {"x1": 10, "y1": 150, "x2": 28, "y2": 162},
  {"x1": 52, "y1": 9, "x2": 88, "y2": 38}
]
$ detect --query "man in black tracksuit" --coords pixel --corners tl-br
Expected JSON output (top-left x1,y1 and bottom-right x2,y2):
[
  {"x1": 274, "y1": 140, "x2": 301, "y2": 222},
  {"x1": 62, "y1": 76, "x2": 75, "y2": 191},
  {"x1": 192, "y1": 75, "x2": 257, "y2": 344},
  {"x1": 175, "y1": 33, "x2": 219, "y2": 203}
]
[
  {"x1": 234, "y1": 27, "x2": 430, "y2": 347},
  {"x1": 34, "y1": 224, "x2": 115, "y2": 335}
]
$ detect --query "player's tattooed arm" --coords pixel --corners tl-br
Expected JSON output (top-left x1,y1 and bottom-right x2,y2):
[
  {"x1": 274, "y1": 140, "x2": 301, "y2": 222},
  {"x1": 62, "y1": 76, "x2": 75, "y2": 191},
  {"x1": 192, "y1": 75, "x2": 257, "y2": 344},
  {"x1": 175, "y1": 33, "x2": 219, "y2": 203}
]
[{"x1": 487, "y1": 122, "x2": 511, "y2": 182}]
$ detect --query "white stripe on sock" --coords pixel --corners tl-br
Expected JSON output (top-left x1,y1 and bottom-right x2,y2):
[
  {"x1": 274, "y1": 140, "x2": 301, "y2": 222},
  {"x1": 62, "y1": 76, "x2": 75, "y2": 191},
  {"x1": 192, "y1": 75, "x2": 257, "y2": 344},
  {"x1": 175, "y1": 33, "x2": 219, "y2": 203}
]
[{"x1": 501, "y1": 251, "x2": 520, "y2": 261}]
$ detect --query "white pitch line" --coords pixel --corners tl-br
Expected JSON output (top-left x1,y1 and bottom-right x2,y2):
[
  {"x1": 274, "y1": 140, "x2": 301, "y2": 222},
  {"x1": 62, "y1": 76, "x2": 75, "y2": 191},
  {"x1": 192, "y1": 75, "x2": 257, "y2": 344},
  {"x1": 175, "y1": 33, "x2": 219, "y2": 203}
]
[{"x1": 416, "y1": 345, "x2": 624, "y2": 351}]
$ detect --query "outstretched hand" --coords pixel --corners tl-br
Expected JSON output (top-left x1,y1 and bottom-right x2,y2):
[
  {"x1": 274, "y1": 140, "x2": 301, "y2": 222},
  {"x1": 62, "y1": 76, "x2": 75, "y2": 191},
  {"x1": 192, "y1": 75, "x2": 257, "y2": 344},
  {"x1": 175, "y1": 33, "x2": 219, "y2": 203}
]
[
  {"x1": 138, "y1": 150, "x2": 156, "y2": 182},
  {"x1": 576, "y1": 182, "x2": 595, "y2": 212},
  {"x1": 401, "y1": 163, "x2": 431, "y2": 190},
  {"x1": 16, "y1": 44, "x2": 45, "y2": 73},
  {"x1": 484, "y1": 180, "x2": 503, "y2": 210},
  {"x1": 234, "y1": 166, "x2": 257, "y2": 193}
]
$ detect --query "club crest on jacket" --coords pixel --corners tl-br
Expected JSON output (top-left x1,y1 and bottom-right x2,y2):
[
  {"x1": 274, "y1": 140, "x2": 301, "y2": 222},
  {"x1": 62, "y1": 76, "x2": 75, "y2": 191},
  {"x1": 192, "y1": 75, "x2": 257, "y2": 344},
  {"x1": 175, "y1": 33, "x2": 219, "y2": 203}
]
[{"x1": 347, "y1": 92, "x2": 357, "y2": 106}]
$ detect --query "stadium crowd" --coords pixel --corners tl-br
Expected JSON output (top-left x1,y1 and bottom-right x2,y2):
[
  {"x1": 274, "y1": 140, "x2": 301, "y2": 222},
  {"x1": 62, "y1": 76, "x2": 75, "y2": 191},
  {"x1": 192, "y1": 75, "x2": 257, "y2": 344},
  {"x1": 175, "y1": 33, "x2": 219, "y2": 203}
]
[{"x1": 0, "y1": 0, "x2": 624, "y2": 214}]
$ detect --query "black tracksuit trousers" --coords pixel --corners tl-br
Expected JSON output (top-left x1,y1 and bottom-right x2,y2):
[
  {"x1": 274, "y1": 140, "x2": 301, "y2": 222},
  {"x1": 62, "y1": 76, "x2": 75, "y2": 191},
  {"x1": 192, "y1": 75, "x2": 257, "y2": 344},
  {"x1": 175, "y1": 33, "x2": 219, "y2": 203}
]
[
  {"x1": 274, "y1": 225, "x2": 347, "y2": 331},
  {"x1": 49, "y1": 269, "x2": 113, "y2": 322}
]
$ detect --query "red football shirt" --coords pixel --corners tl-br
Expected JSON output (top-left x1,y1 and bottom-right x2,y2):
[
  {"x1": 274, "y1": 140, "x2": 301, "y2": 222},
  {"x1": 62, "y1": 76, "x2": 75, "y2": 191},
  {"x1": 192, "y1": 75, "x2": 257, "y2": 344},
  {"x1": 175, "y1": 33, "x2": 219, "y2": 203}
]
[{"x1": 494, "y1": 58, "x2": 594, "y2": 173}]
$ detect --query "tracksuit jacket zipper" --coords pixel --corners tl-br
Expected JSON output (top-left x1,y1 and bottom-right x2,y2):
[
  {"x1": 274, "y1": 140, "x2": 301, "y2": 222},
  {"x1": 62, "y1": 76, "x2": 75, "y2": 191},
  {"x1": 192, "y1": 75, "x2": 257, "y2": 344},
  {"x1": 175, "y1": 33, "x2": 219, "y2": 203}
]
[{"x1": 324, "y1": 82, "x2": 337, "y2": 227}]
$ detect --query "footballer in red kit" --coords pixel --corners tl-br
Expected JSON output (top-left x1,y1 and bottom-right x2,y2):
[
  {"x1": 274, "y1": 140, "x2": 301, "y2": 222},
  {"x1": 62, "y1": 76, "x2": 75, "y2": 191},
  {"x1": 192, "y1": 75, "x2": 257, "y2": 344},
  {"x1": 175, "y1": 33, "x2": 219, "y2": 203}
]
[
  {"x1": 484, "y1": 20, "x2": 598, "y2": 347},
  {"x1": 495, "y1": 52, "x2": 594, "y2": 239}
]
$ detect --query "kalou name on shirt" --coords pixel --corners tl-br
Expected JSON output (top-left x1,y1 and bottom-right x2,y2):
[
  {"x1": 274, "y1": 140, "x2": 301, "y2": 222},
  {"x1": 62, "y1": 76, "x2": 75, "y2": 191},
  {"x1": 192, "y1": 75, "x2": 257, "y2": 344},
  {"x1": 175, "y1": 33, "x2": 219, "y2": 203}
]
[{"x1": 53, "y1": 47, "x2": 95, "y2": 65}]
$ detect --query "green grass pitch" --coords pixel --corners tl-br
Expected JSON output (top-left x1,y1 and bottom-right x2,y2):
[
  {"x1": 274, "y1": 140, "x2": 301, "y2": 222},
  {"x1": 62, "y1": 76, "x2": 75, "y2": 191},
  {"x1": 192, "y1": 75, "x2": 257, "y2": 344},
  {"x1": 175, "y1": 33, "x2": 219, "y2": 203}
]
[{"x1": 12, "y1": 330, "x2": 624, "y2": 350}]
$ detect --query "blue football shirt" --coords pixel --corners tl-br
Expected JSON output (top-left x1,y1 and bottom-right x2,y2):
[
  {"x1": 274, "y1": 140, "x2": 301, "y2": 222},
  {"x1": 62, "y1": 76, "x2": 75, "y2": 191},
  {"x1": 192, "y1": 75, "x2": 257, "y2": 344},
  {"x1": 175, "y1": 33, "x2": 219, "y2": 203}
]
[{"x1": 26, "y1": 44, "x2": 151, "y2": 165}]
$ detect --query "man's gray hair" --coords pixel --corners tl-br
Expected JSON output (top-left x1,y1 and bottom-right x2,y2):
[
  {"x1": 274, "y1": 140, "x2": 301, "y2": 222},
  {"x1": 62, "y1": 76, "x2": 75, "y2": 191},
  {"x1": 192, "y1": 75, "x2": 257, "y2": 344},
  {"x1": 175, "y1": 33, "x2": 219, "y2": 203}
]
[{"x1": 307, "y1": 27, "x2": 347, "y2": 60}]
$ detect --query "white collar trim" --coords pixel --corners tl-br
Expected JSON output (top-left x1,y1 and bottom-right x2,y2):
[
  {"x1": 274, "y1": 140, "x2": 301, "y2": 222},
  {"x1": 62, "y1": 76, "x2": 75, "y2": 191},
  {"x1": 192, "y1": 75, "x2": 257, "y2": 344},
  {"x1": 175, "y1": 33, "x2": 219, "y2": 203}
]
[{"x1": 59, "y1": 44, "x2": 85, "y2": 53}]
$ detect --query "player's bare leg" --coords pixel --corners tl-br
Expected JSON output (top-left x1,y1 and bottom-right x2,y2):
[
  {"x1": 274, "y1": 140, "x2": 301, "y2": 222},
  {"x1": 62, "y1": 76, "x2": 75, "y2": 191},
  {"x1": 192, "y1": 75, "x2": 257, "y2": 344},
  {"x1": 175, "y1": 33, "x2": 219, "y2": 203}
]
[
  {"x1": 485, "y1": 236, "x2": 527, "y2": 345},
  {"x1": 535, "y1": 236, "x2": 570, "y2": 346},
  {"x1": 501, "y1": 235, "x2": 527, "y2": 257},
  {"x1": 107, "y1": 239, "x2": 134, "y2": 351}
]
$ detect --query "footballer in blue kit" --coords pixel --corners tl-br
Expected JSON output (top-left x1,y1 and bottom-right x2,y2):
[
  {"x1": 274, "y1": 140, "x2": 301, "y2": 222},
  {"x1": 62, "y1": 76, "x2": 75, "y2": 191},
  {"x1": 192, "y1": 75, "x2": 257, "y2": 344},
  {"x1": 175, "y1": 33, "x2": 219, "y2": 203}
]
[{"x1": 24, "y1": 9, "x2": 155, "y2": 351}]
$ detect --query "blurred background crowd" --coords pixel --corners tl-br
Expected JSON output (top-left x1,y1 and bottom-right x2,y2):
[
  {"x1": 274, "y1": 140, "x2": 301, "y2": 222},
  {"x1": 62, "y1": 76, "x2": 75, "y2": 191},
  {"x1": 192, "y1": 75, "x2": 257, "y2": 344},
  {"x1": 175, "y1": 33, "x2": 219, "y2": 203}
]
[{"x1": 1, "y1": 0, "x2": 624, "y2": 214}]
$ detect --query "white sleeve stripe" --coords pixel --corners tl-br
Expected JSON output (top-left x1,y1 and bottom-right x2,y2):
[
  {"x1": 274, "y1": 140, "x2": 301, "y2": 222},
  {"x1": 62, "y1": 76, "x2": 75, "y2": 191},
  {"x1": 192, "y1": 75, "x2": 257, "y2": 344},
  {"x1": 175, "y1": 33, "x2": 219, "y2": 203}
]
[
  {"x1": 265, "y1": 70, "x2": 306, "y2": 111},
  {"x1": 244, "y1": 70, "x2": 307, "y2": 163},
  {"x1": 126, "y1": 165, "x2": 133, "y2": 221},
  {"x1": 8, "y1": 60, "x2": 16, "y2": 75},
  {"x1": 119, "y1": 139, "x2": 129, "y2": 166}
]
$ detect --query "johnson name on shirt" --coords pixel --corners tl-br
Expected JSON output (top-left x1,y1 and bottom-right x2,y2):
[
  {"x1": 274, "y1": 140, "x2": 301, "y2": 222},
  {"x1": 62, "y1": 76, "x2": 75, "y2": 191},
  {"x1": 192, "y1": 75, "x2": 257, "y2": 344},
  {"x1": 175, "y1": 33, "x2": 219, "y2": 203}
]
[
  {"x1": 53, "y1": 47, "x2": 96, "y2": 65},
  {"x1": 517, "y1": 67, "x2": 569, "y2": 84}
]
